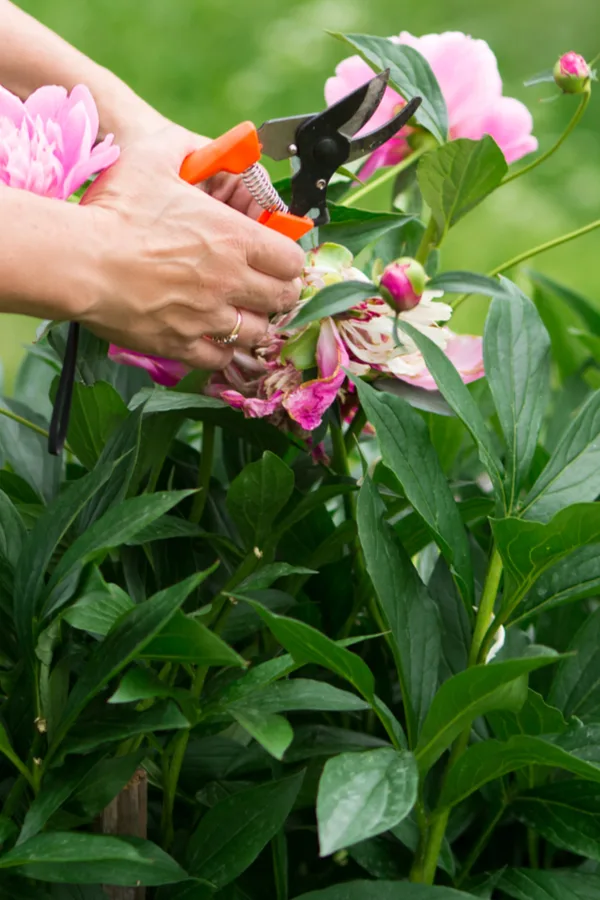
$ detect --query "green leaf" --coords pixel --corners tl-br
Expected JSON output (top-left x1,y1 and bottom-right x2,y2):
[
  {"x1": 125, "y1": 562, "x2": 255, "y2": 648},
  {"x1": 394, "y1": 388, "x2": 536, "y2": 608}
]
[
  {"x1": 0, "y1": 833, "x2": 187, "y2": 886},
  {"x1": 238, "y1": 563, "x2": 317, "y2": 591},
  {"x1": 18, "y1": 757, "x2": 93, "y2": 844},
  {"x1": 63, "y1": 576, "x2": 134, "y2": 636},
  {"x1": 247, "y1": 602, "x2": 375, "y2": 701},
  {"x1": 285, "y1": 281, "x2": 377, "y2": 330},
  {"x1": 317, "y1": 748, "x2": 418, "y2": 856},
  {"x1": 108, "y1": 668, "x2": 189, "y2": 705},
  {"x1": 417, "y1": 136, "x2": 507, "y2": 238},
  {"x1": 499, "y1": 868, "x2": 600, "y2": 900},
  {"x1": 483, "y1": 281, "x2": 551, "y2": 506},
  {"x1": 415, "y1": 656, "x2": 561, "y2": 774},
  {"x1": 128, "y1": 389, "x2": 226, "y2": 415},
  {"x1": 13, "y1": 457, "x2": 119, "y2": 653},
  {"x1": 353, "y1": 375, "x2": 473, "y2": 606},
  {"x1": 43, "y1": 489, "x2": 197, "y2": 615},
  {"x1": 52, "y1": 571, "x2": 210, "y2": 751},
  {"x1": 57, "y1": 702, "x2": 189, "y2": 760},
  {"x1": 357, "y1": 477, "x2": 440, "y2": 741},
  {"x1": 229, "y1": 707, "x2": 293, "y2": 761},
  {"x1": 529, "y1": 270, "x2": 600, "y2": 335},
  {"x1": 141, "y1": 610, "x2": 245, "y2": 667},
  {"x1": 522, "y1": 389, "x2": 600, "y2": 522},
  {"x1": 394, "y1": 320, "x2": 504, "y2": 502},
  {"x1": 549, "y1": 607, "x2": 600, "y2": 718},
  {"x1": 124, "y1": 515, "x2": 203, "y2": 545},
  {"x1": 70, "y1": 752, "x2": 147, "y2": 821},
  {"x1": 0, "y1": 722, "x2": 29, "y2": 780},
  {"x1": 227, "y1": 452, "x2": 294, "y2": 549},
  {"x1": 0, "y1": 489, "x2": 26, "y2": 568},
  {"x1": 76, "y1": 404, "x2": 143, "y2": 533},
  {"x1": 440, "y1": 732, "x2": 600, "y2": 809},
  {"x1": 333, "y1": 33, "x2": 448, "y2": 143},
  {"x1": 515, "y1": 780, "x2": 600, "y2": 861},
  {"x1": 319, "y1": 205, "x2": 416, "y2": 255},
  {"x1": 425, "y1": 271, "x2": 517, "y2": 301},
  {"x1": 65, "y1": 382, "x2": 128, "y2": 470},
  {"x1": 294, "y1": 882, "x2": 474, "y2": 899},
  {"x1": 488, "y1": 689, "x2": 568, "y2": 741},
  {"x1": 0, "y1": 396, "x2": 61, "y2": 502},
  {"x1": 493, "y1": 504, "x2": 600, "y2": 602},
  {"x1": 186, "y1": 772, "x2": 304, "y2": 888},
  {"x1": 518, "y1": 542, "x2": 600, "y2": 621},
  {"x1": 229, "y1": 679, "x2": 369, "y2": 714}
]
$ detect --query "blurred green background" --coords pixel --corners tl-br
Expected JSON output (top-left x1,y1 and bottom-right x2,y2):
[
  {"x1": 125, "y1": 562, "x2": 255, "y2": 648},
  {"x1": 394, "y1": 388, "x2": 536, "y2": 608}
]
[{"x1": 2, "y1": 0, "x2": 599, "y2": 389}]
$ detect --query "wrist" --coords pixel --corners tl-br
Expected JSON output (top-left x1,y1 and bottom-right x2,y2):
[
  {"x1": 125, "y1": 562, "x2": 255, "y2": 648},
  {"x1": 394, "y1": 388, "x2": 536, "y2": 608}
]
[{"x1": 91, "y1": 65, "x2": 170, "y2": 146}]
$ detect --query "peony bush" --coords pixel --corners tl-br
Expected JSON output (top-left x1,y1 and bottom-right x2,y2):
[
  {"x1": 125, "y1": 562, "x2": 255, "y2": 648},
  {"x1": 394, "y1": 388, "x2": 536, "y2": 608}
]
[{"x1": 0, "y1": 29, "x2": 600, "y2": 900}]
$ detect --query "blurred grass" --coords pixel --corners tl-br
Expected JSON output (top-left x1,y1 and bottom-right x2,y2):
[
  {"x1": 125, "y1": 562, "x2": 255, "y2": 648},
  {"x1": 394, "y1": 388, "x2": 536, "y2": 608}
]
[{"x1": 3, "y1": 0, "x2": 600, "y2": 387}]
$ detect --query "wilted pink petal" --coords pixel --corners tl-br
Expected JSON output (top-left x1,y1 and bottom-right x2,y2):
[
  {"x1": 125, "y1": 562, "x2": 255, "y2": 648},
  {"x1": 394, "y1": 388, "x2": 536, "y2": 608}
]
[
  {"x1": 221, "y1": 390, "x2": 284, "y2": 418},
  {"x1": 108, "y1": 345, "x2": 188, "y2": 387},
  {"x1": 0, "y1": 83, "x2": 119, "y2": 200},
  {"x1": 283, "y1": 319, "x2": 348, "y2": 430},
  {"x1": 395, "y1": 333, "x2": 484, "y2": 390}
]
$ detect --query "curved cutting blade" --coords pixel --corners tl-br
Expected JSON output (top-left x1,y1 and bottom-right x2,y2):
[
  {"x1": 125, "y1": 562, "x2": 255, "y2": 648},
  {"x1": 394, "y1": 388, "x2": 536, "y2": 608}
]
[{"x1": 347, "y1": 95, "x2": 422, "y2": 162}]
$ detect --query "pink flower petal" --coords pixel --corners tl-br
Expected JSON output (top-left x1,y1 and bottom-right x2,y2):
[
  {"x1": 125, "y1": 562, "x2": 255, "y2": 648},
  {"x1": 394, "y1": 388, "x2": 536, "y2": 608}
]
[
  {"x1": 108, "y1": 345, "x2": 187, "y2": 387},
  {"x1": 61, "y1": 134, "x2": 120, "y2": 197},
  {"x1": 221, "y1": 390, "x2": 284, "y2": 418},
  {"x1": 283, "y1": 319, "x2": 348, "y2": 430},
  {"x1": 395, "y1": 333, "x2": 484, "y2": 391},
  {"x1": 24, "y1": 85, "x2": 68, "y2": 122}
]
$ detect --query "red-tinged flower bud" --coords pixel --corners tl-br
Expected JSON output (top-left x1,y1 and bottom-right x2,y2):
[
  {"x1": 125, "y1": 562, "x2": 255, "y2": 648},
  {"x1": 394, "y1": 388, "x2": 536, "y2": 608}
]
[
  {"x1": 553, "y1": 52, "x2": 592, "y2": 94},
  {"x1": 379, "y1": 257, "x2": 426, "y2": 312}
]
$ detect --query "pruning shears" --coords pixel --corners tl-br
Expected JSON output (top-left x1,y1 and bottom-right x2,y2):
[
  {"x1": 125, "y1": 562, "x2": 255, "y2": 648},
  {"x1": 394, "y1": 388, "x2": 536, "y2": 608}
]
[{"x1": 48, "y1": 70, "x2": 422, "y2": 454}]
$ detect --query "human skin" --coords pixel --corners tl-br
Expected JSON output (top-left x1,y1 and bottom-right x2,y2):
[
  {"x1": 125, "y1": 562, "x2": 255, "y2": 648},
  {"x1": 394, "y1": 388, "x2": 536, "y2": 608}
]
[{"x1": 0, "y1": 1, "x2": 304, "y2": 369}]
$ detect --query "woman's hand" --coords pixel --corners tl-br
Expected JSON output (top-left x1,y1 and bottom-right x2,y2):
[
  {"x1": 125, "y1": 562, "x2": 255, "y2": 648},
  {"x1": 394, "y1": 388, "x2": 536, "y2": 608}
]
[{"x1": 74, "y1": 124, "x2": 303, "y2": 371}]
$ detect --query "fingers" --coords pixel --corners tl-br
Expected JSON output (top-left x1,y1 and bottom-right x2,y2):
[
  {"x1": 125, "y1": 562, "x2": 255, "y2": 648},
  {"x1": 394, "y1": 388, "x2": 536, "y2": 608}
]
[
  {"x1": 245, "y1": 219, "x2": 306, "y2": 281},
  {"x1": 205, "y1": 307, "x2": 269, "y2": 348},
  {"x1": 219, "y1": 268, "x2": 302, "y2": 317},
  {"x1": 179, "y1": 338, "x2": 234, "y2": 371}
]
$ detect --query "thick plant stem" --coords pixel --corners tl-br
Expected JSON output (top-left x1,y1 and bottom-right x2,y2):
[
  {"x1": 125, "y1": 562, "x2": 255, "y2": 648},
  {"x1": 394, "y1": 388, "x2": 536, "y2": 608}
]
[
  {"x1": 501, "y1": 91, "x2": 590, "y2": 187},
  {"x1": 340, "y1": 147, "x2": 427, "y2": 208},
  {"x1": 415, "y1": 216, "x2": 438, "y2": 265},
  {"x1": 330, "y1": 420, "x2": 354, "y2": 522},
  {"x1": 456, "y1": 799, "x2": 506, "y2": 886},
  {"x1": 411, "y1": 547, "x2": 504, "y2": 884},
  {"x1": 469, "y1": 547, "x2": 503, "y2": 665},
  {"x1": 0, "y1": 406, "x2": 73, "y2": 455},
  {"x1": 190, "y1": 423, "x2": 216, "y2": 524},
  {"x1": 344, "y1": 407, "x2": 367, "y2": 453}
]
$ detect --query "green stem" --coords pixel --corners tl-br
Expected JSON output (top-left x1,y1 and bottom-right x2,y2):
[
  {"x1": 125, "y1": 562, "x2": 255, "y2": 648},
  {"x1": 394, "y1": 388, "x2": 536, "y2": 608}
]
[
  {"x1": 344, "y1": 407, "x2": 367, "y2": 453},
  {"x1": 0, "y1": 406, "x2": 73, "y2": 455},
  {"x1": 330, "y1": 420, "x2": 354, "y2": 522},
  {"x1": 190, "y1": 423, "x2": 216, "y2": 524},
  {"x1": 161, "y1": 729, "x2": 188, "y2": 850},
  {"x1": 501, "y1": 90, "x2": 590, "y2": 187},
  {"x1": 469, "y1": 547, "x2": 503, "y2": 665},
  {"x1": 487, "y1": 217, "x2": 600, "y2": 279},
  {"x1": 340, "y1": 147, "x2": 427, "y2": 208},
  {"x1": 451, "y1": 215, "x2": 600, "y2": 312},
  {"x1": 456, "y1": 798, "x2": 506, "y2": 886},
  {"x1": 415, "y1": 216, "x2": 438, "y2": 265},
  {"x1": 528, "y1": 828, "x2": 540, "y2": 868},
  {"x1": 411, "y1": 547, "x2": 504, "y2": 884}
]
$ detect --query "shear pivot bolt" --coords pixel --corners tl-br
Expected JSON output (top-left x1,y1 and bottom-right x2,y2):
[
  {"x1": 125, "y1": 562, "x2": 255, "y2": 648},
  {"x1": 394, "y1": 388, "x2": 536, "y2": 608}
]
[
  {"x1": 316, "y1": 178, "x2": 327, "y2": 190},
  {"x1": 288, "y1": 143, "x2": 298, "y2": 155}
]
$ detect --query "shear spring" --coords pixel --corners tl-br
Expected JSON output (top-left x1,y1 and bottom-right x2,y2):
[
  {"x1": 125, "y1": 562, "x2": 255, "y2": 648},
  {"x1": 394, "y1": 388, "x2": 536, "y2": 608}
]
[{"x1": 242, "y1": 162, "x2": 288, "y2": 214}]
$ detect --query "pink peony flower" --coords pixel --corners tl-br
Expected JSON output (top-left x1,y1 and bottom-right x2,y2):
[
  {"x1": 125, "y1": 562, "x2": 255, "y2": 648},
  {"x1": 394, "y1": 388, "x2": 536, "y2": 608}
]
[
  {"x1": 0, "y1": 84, "x2": 119, "y2": 199},
  {"x1": 325, "y1": 31, "x2": 538, "y2": 177},
  {"x1": 379, "y1": 258, "x2": 426, "y2": 312},
  {"x1": 391, "y1": 333, "x2": 485, "y2": 390},
  {"x1": 107, "y1": 346, "x2": 188, "y2": 387},
  {"x1": 553, "y1": 52, "x2": 592, "y2": 94}
]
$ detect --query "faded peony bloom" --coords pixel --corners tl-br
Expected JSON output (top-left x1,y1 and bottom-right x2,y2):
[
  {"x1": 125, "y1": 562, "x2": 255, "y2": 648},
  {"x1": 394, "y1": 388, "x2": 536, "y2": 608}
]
[
  {"x1": 0, "y1": 84, "x2": 119, "y2": 199},
  {"x1": 553, "y1": 52, "x2": 592, "y2": 94},
  {"x1": 107, "y1": 346, "x2": 188, "y2": 387},
  {"x1": 110, "y1": 242, "x2": 484, "y2": 434},
  {"x1": 379, "y1": 258, "x2": 426, "y2": 312},
  {"x1": 326, "y1": 31, "x2": 538, "y2": 177}
]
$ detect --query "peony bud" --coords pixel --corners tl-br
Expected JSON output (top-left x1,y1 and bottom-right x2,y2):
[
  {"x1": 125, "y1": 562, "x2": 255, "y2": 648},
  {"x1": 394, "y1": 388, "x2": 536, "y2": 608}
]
[
  {"x1": 379, "y1": 257, "x2": 426, "y2": 312},
  {"x1": 553, "y1": 52, "x2": 592, "y2": 94}
]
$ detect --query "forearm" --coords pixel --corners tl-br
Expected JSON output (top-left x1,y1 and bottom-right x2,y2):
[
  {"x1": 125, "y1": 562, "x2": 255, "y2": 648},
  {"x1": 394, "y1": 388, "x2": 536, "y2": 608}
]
[
  {"x1": 0, "y1": 1, "x2": 164, "y2": 142},
  {"x1": 0, "y1": 188, "x2": 99, "y2": 321}
]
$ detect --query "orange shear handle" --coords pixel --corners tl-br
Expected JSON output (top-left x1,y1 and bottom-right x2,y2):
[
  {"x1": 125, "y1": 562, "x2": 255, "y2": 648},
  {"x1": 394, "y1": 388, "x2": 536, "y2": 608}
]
[{"x1": 179, "y1": 122, "x2": 313, "y2": 242}]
